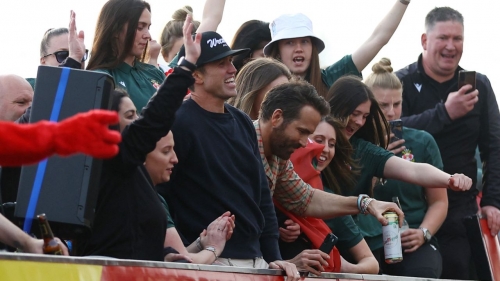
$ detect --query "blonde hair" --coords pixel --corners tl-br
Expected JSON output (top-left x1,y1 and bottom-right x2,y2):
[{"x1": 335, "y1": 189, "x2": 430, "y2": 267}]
[
  {"x1": 364, "y1": 57, "x2": 402, "y2": 91},
  {"x1": 229, "y1": 58, "x2": 291, "y2": 119},
  {"x1": 159, "y1": 6, "x2": 200, "y2": 60}
]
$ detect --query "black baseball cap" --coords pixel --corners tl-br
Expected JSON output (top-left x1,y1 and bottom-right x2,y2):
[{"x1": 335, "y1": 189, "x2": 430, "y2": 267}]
[{"x1": 178, "y1": 31, "x2": 250, "y2": 67}]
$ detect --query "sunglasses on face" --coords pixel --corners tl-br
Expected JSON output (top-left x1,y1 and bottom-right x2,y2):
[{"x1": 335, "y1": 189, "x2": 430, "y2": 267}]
[{"x1": 42, "y1": 49, "x2": 89, "y2": 63}]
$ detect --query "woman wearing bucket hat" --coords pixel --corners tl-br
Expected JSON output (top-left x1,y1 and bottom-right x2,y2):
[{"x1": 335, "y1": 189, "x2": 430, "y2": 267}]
[{"x1": 264, "y1": 0, "x2": 410, "y2": 98}]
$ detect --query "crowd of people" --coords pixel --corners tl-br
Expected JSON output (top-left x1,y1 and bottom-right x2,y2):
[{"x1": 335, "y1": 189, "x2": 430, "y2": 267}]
[{"x1": 0, "y1": 0, "x2": 499, "y2": 280}]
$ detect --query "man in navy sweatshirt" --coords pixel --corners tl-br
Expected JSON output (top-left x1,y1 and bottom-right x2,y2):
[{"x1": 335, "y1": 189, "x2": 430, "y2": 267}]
[{"x1": 161, "y1": 31, "x2": 299, "y2": 278}]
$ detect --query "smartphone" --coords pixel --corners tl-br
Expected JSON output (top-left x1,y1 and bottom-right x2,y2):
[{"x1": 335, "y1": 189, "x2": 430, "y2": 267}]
[
  {"x1": 319, "y1": 233, "x2": 338, "y2": 254},
  {"x1": 389, "y1": 119, "x2": 403, "y2": 144},
  {"x1": 458, "y1": 70, "x2": 476, "y2": 94}
]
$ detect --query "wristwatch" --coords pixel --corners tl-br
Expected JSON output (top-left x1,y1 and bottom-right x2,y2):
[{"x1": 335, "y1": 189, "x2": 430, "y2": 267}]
[
  {"x1": 178, "y1": 56, "x2": 197, "y2": 72},
  {"x1": 419, "y1": 227, "x2": 432, "y2": 243},
  {"x1": 204, "y1": 246, "x2": 218, "y2": 260}
]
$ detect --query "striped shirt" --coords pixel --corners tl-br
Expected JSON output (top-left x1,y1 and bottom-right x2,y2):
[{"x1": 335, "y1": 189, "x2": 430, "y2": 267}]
[{"x1": 254, "y1": 121, "x2": 315, "y2": 216}]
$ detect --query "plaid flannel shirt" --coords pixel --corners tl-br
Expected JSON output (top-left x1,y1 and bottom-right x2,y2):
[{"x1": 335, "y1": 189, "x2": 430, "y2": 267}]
[{"x1": 254, "y1": 121, "x2": 315, "y2": 215}]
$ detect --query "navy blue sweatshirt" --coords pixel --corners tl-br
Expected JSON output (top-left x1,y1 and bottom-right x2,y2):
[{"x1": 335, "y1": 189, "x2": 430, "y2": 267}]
[{"x1": 160, "y1": 100, "x2": 281, "y2": 262}]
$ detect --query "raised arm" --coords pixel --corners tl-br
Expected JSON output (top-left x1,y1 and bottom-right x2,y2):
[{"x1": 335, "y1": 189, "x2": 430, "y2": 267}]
[
  {"x1": 122, "y1": 15, "x2": 200, "y2": 164},
  {"x1": 383, "y1": 156, "x2": 472, "y2": 191},
  {"x1": 351, "y1": 0, "x2": 409, "y2": 72},
  {"x1": 195, "y1": 0, "x2": 225, "y2": 33},
  {"x1": 68, "y1": 10, "x2": 86, "y2": 64},
  {"x1": 168, "y1": 0, "x2": 225, "y2": 68}
]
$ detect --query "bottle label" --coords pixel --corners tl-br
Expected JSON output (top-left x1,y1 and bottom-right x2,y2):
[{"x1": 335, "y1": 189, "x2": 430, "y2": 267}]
[{"x1": 383, "y1": 221, "x2": 402, "y2": 259}]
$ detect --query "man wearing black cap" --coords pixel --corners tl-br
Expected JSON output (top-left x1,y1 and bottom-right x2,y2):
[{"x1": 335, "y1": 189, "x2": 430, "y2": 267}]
[{"x1": 160, "y1": 31, "x2": 299, "y2": 277}]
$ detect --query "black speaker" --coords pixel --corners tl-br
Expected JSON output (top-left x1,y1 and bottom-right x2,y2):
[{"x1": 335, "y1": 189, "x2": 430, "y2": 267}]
[{"x1": 14, "y1": 66, "x2": 114, "y2": 239}]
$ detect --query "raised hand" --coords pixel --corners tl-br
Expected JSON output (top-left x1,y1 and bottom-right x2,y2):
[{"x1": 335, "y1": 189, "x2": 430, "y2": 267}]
[
  {"x1": 68, "y1": 10, "x2": 86, "y2": 64},
  {"x1": 182, "y1": 14, "x2": 201, "y2": 66},
  {"x1": 54, "y1": 110, "x2": 121, "y2": 158}
]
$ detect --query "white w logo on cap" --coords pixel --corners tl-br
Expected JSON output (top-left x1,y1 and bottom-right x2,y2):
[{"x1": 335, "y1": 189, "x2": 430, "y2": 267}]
[{"x1": 206, "y1": 38, "x2": 227, "y2": 48}]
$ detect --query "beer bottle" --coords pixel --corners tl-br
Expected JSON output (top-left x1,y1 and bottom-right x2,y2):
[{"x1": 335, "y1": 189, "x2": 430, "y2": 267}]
[
  {"x1": 37, "y1": 213, "x2": 63, "y2": 255},
  {"x1": 392, "y1": 197, "x2": 409, "y2": 233}
]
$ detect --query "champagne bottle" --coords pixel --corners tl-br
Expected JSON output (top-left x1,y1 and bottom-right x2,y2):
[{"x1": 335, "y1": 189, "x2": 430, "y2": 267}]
[
  {"x1": 392, "y1": 197, "x2": 409, "y2": 233},
  {"x1": 37, "y1": 213, "x2": 63, "y2": 255}
]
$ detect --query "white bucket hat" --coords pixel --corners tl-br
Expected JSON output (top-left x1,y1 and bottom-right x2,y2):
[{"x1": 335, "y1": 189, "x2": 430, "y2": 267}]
[{"x1": 263, "y1": 13, "x2": 325, "y2": 56}]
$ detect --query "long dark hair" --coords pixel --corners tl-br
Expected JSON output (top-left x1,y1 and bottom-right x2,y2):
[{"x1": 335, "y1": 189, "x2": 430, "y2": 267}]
[
  {"x1": 321, "y1": 116, "x2": 359, "y2": 194},
  {"x1": 327, "y1": 75, "x2": 389, "y2": 148},
  {"x1": 231, "y1": 20, "x2": 271, "y2": 72},
  {"x1": 267, "y1": 39, "x2": 328, "y2": 98},
  {"x1": 87, "y1": 0, "x2": 151, "y2": 70}
]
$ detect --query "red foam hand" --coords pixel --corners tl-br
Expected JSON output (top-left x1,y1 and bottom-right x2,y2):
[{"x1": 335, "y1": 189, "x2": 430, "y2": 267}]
[
  {"x1": 54, "y1": 110, "x2": 121, "y2": 159},
  {"x1": 0, "y1": 121, "x2": 54, "y2": 166},
  {"x1": 0, "y1": 110, "x2": 120, "y2": 167}
]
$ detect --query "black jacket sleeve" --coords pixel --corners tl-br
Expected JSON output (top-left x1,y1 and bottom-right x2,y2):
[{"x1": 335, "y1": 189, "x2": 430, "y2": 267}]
[
  {"x1": 59, "y1": 57, "x2": 82, "y2": 69},
  {"x1": 396, "y1": 66, "x2": 453, "y2": 134},
  {"x1": 477, "y1": 75, "x2": 500, "y2": 209},
  {"x1": 401, "y1": 102, "x2": 452, "y2": 134},
  {"x1": 120, "y1": 67, "x2": 193, "y2": 166}
]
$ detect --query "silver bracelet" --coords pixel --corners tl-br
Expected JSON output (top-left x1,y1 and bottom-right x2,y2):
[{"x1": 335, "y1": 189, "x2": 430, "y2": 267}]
[
  {"x1": 361, "y1": 198, "x2": 375, "y2": 215},
  {"x1": 195, "y1": 237, "x2": 203, "y2": 251},
  {"x1": 399, "y1": 0, "x2": 410, "y2": 5}
]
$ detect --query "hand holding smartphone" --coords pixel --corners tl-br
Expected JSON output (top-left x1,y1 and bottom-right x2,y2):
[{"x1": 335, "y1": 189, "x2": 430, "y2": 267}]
[
  {"x1": 319, "y1": 233, "x2": 338, "y2": 254},
  {"x1": 458, "y1": 70, "x2": 476, "y2": 94},
  {"x1": 389, "y1": 119, "x2": 403, "y2": 144}
]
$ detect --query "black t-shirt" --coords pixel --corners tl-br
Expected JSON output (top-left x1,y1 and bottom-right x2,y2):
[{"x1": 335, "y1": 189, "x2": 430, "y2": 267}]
[{"x1": 83, "y1": 67, "x2": 193, "y2": 261}]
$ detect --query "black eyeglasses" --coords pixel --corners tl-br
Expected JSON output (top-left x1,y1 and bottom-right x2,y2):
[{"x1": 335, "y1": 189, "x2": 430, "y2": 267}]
[{"x1": 42, "y1": 49, "x2": 89, "y2": 63}]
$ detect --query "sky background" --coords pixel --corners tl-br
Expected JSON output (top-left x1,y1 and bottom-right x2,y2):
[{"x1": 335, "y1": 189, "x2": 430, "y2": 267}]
[{"x1": 1, "y1": 0, "x2": 498, "y2": 98}]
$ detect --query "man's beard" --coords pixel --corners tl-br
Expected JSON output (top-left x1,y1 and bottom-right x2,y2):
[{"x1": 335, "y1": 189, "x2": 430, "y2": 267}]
[{"x1": 269, "y1": 124, "x2": 300, "y2": 160}]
